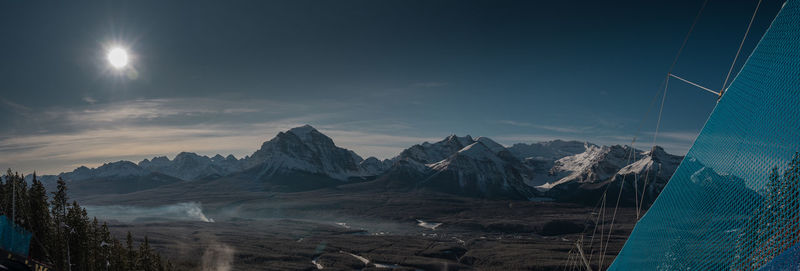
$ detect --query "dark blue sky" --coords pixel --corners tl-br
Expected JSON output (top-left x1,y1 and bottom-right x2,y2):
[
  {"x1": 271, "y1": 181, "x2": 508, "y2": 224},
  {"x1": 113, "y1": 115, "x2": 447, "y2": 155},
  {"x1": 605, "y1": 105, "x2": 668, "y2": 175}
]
[{"x1": 0, "y1": 0, "x2": 785, "y2": 174}]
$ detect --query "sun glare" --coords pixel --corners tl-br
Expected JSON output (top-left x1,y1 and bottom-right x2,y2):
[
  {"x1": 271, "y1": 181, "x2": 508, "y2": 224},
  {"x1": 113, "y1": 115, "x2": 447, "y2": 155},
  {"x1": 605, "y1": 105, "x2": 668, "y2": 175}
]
[{"x1": 107, "y1": 47, "x2": 129, "y2": 69}]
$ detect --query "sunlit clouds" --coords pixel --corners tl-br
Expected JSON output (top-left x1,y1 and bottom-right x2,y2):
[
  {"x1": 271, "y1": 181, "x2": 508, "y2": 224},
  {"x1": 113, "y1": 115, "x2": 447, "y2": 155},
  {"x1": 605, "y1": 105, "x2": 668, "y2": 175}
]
[{"x1": 0, "y1": 98, "x2": 437, "y2": 174}]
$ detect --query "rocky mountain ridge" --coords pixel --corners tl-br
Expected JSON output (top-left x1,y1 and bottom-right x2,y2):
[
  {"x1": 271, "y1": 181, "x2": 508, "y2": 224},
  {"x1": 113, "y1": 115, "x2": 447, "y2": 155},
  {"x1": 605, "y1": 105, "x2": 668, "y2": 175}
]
[{"x1": 28, "y1": 125, "x2": 685, "y2": 203}]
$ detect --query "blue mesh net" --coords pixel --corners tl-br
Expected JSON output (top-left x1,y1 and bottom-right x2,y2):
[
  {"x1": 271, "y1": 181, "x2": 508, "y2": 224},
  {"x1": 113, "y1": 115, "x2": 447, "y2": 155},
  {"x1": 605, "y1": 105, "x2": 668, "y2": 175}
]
[
  {"x1": 756, "y1": 242, "x2": 800, "y2": 271},
  {"x1": 610, "y1": 0, "x2": 800, "y2": 269},
  {"x1": 0, "y1": 215, "x2": 32, "y2": 257}
]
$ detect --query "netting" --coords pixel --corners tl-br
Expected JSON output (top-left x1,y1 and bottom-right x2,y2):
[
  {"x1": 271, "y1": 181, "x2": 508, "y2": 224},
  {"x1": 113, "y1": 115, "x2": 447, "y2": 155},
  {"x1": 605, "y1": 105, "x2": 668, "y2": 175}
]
[
  {"x1": 0, "y1": 215, "x2": 32, "y2": 256},
  {"x1": 609, "y1": 0, "x2": 800, "y2": 270},
  {"x1": 756, "y1": 242, "x2": 800, "y2": 271}
]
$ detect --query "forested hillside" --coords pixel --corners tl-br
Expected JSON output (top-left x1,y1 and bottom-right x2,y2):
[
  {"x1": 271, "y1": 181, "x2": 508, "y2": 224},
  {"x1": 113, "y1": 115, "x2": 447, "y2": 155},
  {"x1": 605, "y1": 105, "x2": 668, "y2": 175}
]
[{"x1": 2, "y1": 170, "x2": 172, "y2": 271}]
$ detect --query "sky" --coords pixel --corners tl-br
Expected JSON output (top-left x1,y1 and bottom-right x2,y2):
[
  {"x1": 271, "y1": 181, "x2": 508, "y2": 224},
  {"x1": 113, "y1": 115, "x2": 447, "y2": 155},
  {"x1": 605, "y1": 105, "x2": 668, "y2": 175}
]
[{"x1": 0, "y1": 0, "x2": 786, "y2": 175}]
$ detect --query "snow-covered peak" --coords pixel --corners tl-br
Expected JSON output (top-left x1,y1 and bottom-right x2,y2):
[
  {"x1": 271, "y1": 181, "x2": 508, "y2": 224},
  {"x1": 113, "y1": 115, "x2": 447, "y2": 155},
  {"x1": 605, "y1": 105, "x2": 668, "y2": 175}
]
[
  {"x1": 211, "y1": 154, "x2": 226, "y2": 162},
  {"x1": 448, "y1": 134, "x2": 475, "y2": 147},
  {"x1": 643, "y1": 146, "x2": 669, "y2": 159},
  {"x1": 454, "y1": 142, "x2": 505, "y2": 163},
  {"x1": 431, "y1": 141, "x2": 516, "y2": 179},
  {"x1": 138, "y1": 152, "x2": 243, "y2": 180},
  {"x1": 507, "y1": 140, "x2": 593, "y2": 161},
  {"x1": 475, "y1": 137, "x2": 507, "y2": 154},
  {"x1": 359, "y1": 157, "x2": 392, "y2": 176},
  {"x1": 617, "y1": 146, "x2": 682, "y2": 177},
  {"x1": 138, "y1": 156, "x2": 168, "y2": 169},
  {"x1": 425, "y1": 141, "x2": 537, "y2": 199},
  {"x1": 174, "y1": 152, "x2": 205, "y2": 161},
  {"x1": 287, "y1": 124, "x2": 319, "y2": 142},
  {"x1": 74, "y1": 166, "x2": 91, "y2": 174},
  {"x1": 537, "y1": 144, "x2": 636, "y2": 190},
  {"x1": 244, "y1": 125, "x2": 366, "y2": 180},
  {"x1": 59, "y1": 161, "x2": 149, "y2": 181},
  {"x1": 95, "y1": 161, "x2": 148, "y2": 177},
  {"x1": 396, "y1": 134, "x2": 477, "y2": 164}
]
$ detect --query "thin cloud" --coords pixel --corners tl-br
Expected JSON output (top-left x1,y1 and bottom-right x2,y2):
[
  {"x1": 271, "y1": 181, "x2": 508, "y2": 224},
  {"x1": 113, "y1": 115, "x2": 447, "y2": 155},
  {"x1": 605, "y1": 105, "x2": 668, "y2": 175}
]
[
  {"x1": 650, "y1": 131, "x2": 699, "y2": 142},
  {"x1": 321, "y1": 129, "x2": 439, "y2": 159},
  {"x1": 0, "y1": 97, "x2": 437, "y2": 174},
  {"x1": 0, "y1": 96, "x2": 700, "y2": 174},
  {"x1": 411, "y1": 82, "x2": 448, "y2": 88},
  {"x1": 82, "y1": 96, "x2": 98, "y2": 104},
  {"x1": 62, "y1": 98, "x2": 289, "y2": 124},
  {"x1": 498, "y1": 120, "x2": 588, "y2": 134},
  {"x1": 0, "y1": 98, "x2": 31, "y2": 112}
]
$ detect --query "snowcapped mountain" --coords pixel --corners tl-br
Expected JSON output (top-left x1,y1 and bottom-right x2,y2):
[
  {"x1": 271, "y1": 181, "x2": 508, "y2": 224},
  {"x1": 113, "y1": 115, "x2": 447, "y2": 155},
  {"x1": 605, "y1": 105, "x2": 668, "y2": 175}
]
[
  {"x1": 422, "y1": 139, "x2": 538, "y2": 199},
  {"x1": 507, "y1": 140, "x2": 599, "y2": 187},
  {"x1": 61, "y1": 161, "x2": 149, "y2": 180},
  {"x1": 242, "y1": 125, "x2": 371, "y2": 182},
  {"x1": 597, "y1": 146, "x2": 683, "y2": 205},
  {"x1": 26, "y1": 124, "x2": 685, "y2": 203},
  {"x1": 539, "y1": 145, "x2": 684, "y2": 206},
  {"x1": 139, "y1": 152, "x2": 243, "y2": 180},
  {"x1": 359, "y1": 157, "x2": 393, "y2": 176},
  {"x1": 507, "y1": 140, "x2": 593, "y2": 161},
  {"x1": 538, "y1": 144, "x2": 637, "y2": 190},
  {"x1": 615, "y1": 146, "x2": 681, "y2": 179},
  {"x1": 377, "y1": 135, "x2": 539, "y2": 199},
  {"x1": 29, "y1": 161, "x2": 183, "y2": 197},
  {"x1": 394, "y1": 135, "x2": 476, "y2": 164}
]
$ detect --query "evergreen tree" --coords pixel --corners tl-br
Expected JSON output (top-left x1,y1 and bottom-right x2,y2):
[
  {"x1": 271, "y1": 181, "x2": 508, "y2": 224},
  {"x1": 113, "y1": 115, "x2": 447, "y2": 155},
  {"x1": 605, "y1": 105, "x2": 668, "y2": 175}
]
[
  {"x1": 50, "y1": 177, "x2": 70, "y2": 270},
  {"x1": 137, "y1": 236, "x2": 156, "y2": 271},
  {"x1": 66, "y1": 201, "x2": 90, "y2": 270},
  {"x1": 110, "y1": 239, "x2": 126, "y2": 271},
  {"x1": 126, "y1": 231, "x2": 136, "y2": 270},
  {"x1": 0, "y1": 170, "x2": 171, "y2": 271},
  {"x1": 733, "y1": 153, "x2": 800, "y2": 270},
  {"x1": 28, "y1": 173, "x2": 53, "y2": 263}
]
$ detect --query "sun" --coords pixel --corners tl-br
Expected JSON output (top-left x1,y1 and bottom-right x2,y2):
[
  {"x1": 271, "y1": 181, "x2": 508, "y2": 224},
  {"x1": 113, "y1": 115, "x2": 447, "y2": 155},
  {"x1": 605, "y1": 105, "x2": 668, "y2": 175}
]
[{"x1": 107, "y1": 47, "x2": 129, "y2": 69}]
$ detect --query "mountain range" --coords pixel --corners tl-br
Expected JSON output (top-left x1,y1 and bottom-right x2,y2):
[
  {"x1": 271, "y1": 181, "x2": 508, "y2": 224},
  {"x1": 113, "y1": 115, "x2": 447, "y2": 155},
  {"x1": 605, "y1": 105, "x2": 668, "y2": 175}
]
[{"x1": 28, "y1": 125, "x2": 684, "y2": 204}]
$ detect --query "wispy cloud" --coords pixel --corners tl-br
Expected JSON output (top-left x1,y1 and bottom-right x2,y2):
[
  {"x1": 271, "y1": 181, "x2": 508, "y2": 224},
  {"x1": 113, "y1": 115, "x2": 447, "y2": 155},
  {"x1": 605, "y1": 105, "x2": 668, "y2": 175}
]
[
  {"x1": 0, "y1": 96, "x2": 700, "y2": 174},
  {"x1": 497, "y1": 120, "x2": 589, "y2": 134},
  {"x1": 82, "y1": 96, "x2": 98, "y2": 104},
  {"x1": 62, "y1": 98, "x2": 292, "y2": 124},
  {"x1": 649, "y1": 131, "x2": 699, "y2": 142},
  {"x1": 411, "y1": 82, "x2": 448, "y2": 88},
  {"x1": 320, "y1": 129, "x2": 439, "y2": 159},
  {"x1": 0, "y1": 98, "x2": 31, "y2": 113},
  {"x1": 0, "y1": 98, "x2": 437, "y2": 174}
]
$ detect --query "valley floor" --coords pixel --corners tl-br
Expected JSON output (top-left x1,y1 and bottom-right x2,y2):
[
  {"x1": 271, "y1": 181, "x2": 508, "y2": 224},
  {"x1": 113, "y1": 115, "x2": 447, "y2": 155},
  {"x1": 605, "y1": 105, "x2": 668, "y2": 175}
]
[{"x1": 92, "y1": 190, "x2": 638, "y2": 270}]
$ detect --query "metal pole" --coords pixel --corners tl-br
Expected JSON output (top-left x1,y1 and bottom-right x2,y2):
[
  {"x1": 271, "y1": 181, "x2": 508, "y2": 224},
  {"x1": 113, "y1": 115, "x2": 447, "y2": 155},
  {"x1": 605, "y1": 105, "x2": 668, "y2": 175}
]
[{"x1": 64, "y1": 197, "x2": 72, "y2": 271}]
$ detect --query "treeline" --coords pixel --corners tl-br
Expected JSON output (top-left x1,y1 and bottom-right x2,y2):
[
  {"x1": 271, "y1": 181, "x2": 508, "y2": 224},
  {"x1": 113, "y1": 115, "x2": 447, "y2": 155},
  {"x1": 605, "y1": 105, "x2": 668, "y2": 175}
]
[
  {"x1": 733, "y1": 154, "x2": 800, "y2": 270},
  {"x1": 1, "y1": 170, "x2": 174, "y2": 271}
]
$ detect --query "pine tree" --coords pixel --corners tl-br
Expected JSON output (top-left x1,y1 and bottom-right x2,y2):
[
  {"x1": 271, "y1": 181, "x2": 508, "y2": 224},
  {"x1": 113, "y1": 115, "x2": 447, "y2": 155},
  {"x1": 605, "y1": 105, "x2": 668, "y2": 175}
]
[
  {"x1": 137, "y1": 236, "x2": 155, "y2": 271},
  {"x1": 0, "y1": 170, "x2": 171, "y2": 271},
  {"x1": 28, "y1": 173, "x2": 53, "y2": 263},
  {"x1": 110, "y1": 239, "x2": 126, "y2": 271},
  {"x1": 92, "y1": 218, "x2": 111, "y2": 271},
  {"x1": 50, "y1": 177, "x2": 70, "y2": 270},
  {"x1": 2, "y1": 169, "x2": 12, "y2": 216},
  {"x1": 126, "y1": 231, "x2": 136, "y2": 270},
  {"x1": 66, "y1": 201, "x2": 89, "y2": 270},
  {"x1": 4, "y1": 171, "x2": 30, "y2": 227},
  {"x1": 733, "y1": 153, "x2": 800, "y2": 270}
]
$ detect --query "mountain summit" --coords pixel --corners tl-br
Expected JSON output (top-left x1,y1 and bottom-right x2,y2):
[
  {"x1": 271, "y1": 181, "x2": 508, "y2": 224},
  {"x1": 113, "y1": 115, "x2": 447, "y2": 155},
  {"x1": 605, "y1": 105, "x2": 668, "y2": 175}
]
[
  {"x1": 30, "y1": 125, "x2": 684, "y2": 202},
  {"x1": 243, "y1": 125, "x2": 368, "y2": 181}
]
